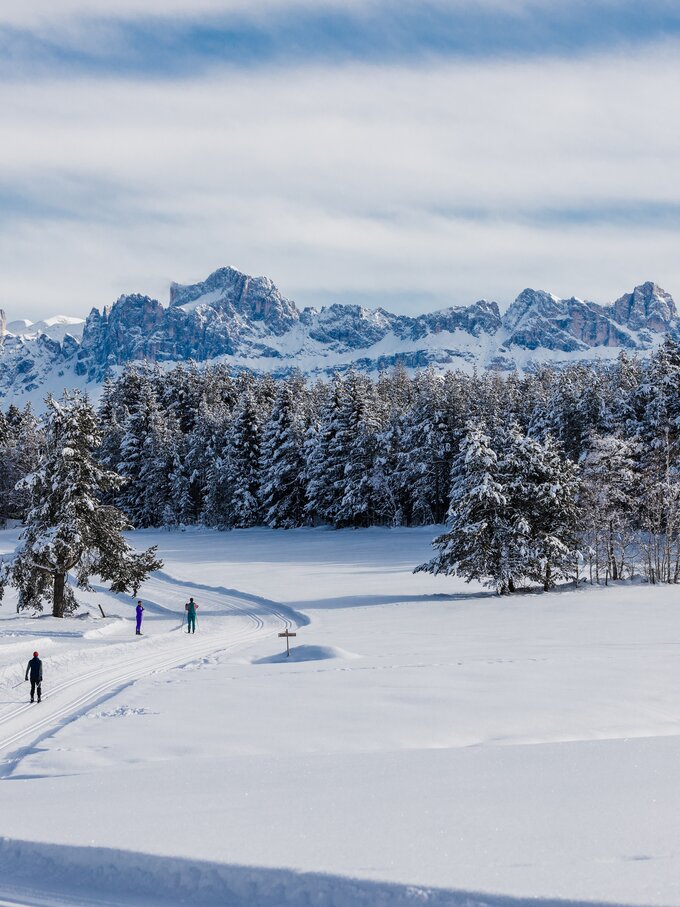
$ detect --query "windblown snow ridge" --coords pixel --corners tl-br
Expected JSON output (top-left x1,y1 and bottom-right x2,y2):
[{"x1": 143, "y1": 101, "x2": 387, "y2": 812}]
[
  {"x1": 1, "y1": 266, "x2": 678, "y2": 407},
  {"x1": 0, "y1": 838, "x2": 640, "y2": 907}
]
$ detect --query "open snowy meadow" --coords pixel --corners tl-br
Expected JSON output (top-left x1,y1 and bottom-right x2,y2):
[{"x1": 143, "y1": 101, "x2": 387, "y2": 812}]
[{"x1": 0, "y1": 525, "x2": 678, "y2": 907}]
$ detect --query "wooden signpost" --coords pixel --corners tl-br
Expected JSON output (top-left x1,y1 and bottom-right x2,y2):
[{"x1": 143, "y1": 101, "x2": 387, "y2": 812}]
[{"x1": 278, "y1": 629, "x2": 297, "y2": 656}]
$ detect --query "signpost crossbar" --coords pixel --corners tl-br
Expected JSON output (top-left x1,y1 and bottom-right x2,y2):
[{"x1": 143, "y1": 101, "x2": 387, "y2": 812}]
[{"x1": 278, "y1": 629, "x2": 297, "y2": 656}]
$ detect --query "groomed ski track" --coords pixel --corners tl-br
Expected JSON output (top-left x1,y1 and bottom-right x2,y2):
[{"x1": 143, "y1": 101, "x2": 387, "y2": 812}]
[{"x1": 0, "y1": 573, "x2": 301, "y2": 774}]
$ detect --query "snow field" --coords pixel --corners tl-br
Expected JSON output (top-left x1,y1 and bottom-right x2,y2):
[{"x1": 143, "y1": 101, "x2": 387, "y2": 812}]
[{"x1": 0, "y1": 526, "x2": 678, "y2": 905}]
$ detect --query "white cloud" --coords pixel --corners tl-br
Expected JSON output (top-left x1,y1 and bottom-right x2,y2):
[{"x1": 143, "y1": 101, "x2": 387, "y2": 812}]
[
  {"x1": 0, "y1": 46, "x2": 679, "y2": 319},
  {"x1": 0, "y1": 0, "x2": 384, "y2": 29},
  {"x1": 0, "y1": 0, "x2": 558, "y2": 29}
]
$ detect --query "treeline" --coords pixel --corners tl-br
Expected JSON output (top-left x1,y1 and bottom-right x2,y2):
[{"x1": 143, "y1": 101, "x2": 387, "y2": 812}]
[{"x1": 2, "y1": 339, "x2": 680, "y2": 590}]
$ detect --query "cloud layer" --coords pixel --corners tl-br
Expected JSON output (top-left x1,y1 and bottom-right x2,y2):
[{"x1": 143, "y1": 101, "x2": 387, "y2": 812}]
[{"x1": 1, "y1": 3, "x2": 679, "y2": 320}]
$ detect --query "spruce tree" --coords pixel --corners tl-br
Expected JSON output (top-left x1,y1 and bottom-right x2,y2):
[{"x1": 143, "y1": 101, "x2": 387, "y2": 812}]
[
  {"x1": 0, "y1": 392, "x2": 162, "y2": 617},
  {"x1": 0, "y1": 404, "x2": 43, "y2": 523},
  {"x1": 399, "y1": 370, "x2": 453, "y2": 525},
  {"x1": 260, "y1": 381, "x2": 307, "y2": 528},
  {"x1": 304, "y1": 376, "x2": 345, "y2": 525},
  {"x1": 222, "y1": 387, "x2": 263, "y2": 528},
  {"x1": 116, "y1": 378, "x2": 173, "y2": 527},
  {"x1": 416, "y1": 425, "x2": 513, "y2": 592},
  {"x1": 509, "y1": 432, "x2": 581, "y2": 590},
  {"x1": 333, "y1": 371, "x2": 384, "y2": 528}
]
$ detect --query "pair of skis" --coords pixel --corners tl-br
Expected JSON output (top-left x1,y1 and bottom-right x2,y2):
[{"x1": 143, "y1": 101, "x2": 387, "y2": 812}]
[
  {"x1": 12, "y1": 679, "x2": 43, "y2": 702},
  {"x1": 180, "y1": 611, "x2": 199, "y2": 633}
]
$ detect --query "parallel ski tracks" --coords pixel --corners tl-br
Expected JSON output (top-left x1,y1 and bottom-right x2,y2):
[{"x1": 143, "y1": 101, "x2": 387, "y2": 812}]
[{"x1": 0, "y1": 590, "x2": 293, "y2": 762}]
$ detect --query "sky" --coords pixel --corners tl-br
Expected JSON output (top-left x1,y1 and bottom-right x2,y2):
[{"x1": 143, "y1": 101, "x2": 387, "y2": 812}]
[{"x1": 1, "y1": 1, "x2": 680, "y2": 321}]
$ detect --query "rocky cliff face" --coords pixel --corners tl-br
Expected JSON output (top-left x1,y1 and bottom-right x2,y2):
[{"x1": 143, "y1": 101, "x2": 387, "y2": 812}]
[
  {"x1": 1, "y1": 267, "x2": 678, "y2": 405},
  {"x1": 502, "y1": 290, "x2": 635, "y2": 351},
  {"x1": 610, "y1": 282, "x2": 677, "y2": 333}
]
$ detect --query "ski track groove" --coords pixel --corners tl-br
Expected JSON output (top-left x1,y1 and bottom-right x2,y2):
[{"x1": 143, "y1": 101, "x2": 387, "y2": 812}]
[{"x1": 0, "y1": 582, "x2": 294, "y2": 767}]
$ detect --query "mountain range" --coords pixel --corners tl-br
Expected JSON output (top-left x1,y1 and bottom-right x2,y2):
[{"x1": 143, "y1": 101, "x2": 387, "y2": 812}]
[{"x1": 0, "y1": 266, "x2": 678, "y2": 407}]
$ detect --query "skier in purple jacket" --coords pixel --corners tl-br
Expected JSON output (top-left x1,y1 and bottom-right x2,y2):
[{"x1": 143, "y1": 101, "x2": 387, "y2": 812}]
[{"x1": 135, "y1": 600, "x2": 144, "y2": 635}]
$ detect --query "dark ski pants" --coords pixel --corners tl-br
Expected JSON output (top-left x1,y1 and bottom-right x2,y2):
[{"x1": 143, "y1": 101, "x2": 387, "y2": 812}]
[
  {"x1": 136, "y1": 618, "x2": 142, "y2": 635},
  {"x1": 30, "y1": 681, "x2": 41, "y2": 702},
  {"x1": 187, "y1": 615, "x2": 196, "y2": 633}
]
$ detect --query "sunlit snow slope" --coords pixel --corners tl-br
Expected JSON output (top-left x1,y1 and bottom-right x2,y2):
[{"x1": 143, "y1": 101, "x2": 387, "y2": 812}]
[{"x1": 0, "y1": 526, "x2": 678, "y2": 906}]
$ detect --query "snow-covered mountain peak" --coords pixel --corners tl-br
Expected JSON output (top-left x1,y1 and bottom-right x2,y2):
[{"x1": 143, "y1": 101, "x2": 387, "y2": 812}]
[
  {"x1": 0, "y1": 311, "x2": 85, "y2": 342},
  {"x1": 502, "y1": 288, "x2": 564, "y2": 333},
  {"x1": 169, "y1": 266, "x2": 299, "y2": 332},
  {"x1": 610, "y1": 281, "x2": 677, "y2": 332},
  {"x1": 6, "y1": 318, "x2": 33, "y2": 333},
  {"x1": 1, "y1": 269, "x2": 679, "y2": 408}
]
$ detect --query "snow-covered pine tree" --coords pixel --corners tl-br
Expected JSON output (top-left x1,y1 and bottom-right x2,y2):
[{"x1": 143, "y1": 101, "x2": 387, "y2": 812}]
[
  {"x1": 580, "y1": 435, "x2": 640, "y2": 582},
  {"x1": 162, "y1": 434, "x2": 193, "y2": 527},
  {"x1": 0, "y1": 404, "x2": 43, "y2": 524},
  {"x1": 399, "y1": 370, "x2": 453, "y2": 525},
  {"x1": 116, "y1": 377, "x2": 174, "y2": 527},
  {"x1": 333, "y1": 371, "x2": 385, "y2": 528},
  {"x1": 97, "y1": 376, "x2": 126, "y2": 472},
  {"x1": 530, "y1": 365, "x2": 591, "y2": 459},
  {"x1": 304, "y1": 375, "x2": 345, "y2": 525},
  {"x1": 221, "y1": 386, "x2": 264, "y2": 528},
  {"x1": 608, "y1": 351, "x2": 643, "y2": 432},
  {"x1": 370, "y1": 366, "x2": 415, "y2": 525},
  {"x1": 259, "y1": 379, "x2": 307, "y2": 528},
  {"x1": 415, "y1": 424, "x2": 514, "y2": 593},
  {"x1": 629, "y1": 339, "x2": 680, "y2": 583},
  {"x1": 508, "y1": 432, "x2": 581, "y2": 590},
  {"x1": 373, "y1": 405, "x2": 409, "y2": 526},
  {"x1": 160, "y1": 361, "x2": 204, "y2": 434},
  {"x1": 638, "y1": 466, "x2": 680, "y2": 584},
  {"x1": 0, "y1": 392, "x2": 162, "y2": 617}
]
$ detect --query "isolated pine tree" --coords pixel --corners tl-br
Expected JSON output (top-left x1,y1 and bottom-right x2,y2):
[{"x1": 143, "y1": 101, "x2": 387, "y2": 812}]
[
  {"x1": 0, "y1": 392, "x2": 162, "y2": 617},
  {"x1": 416, "y1": 425, "x2": 512, "y2": 592}
]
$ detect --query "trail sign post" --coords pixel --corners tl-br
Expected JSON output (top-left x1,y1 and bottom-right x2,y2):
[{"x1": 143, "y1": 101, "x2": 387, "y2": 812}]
[{"x1": 278, "y1": 629, "x2": 297, "y2": 657}]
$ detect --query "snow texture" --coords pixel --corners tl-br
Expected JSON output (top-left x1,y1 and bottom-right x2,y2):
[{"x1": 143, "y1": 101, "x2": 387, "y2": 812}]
[{"x1": 0, "y1": 526, "x2": 678, "y2": 906}]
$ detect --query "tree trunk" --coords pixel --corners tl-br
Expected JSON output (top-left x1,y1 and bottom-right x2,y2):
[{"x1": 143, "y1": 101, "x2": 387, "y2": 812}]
[
  {"x1": 543, "y1": 559, "x2": 552, "y2": 592},
  {"x1": 609, "y1": 524, "x2": 618, "y2": 580},
  {"x1": 53, "y1": 572, "x2": 66, "y2": 618}
]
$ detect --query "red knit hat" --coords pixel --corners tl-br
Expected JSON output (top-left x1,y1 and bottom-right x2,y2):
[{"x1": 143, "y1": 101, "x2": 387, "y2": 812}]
[{"x1": 33, "y1": 651, "x2": 39, "y2": 657}]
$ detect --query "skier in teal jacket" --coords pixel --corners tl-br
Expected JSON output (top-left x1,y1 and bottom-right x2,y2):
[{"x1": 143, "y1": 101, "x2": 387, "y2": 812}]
[{"x1": 185, "y1": 597, "x2": 198, "y2": 633}]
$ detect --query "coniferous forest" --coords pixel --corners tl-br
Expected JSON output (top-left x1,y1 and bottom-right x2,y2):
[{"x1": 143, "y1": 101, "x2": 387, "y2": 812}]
[{"x1": 2, "y1": 338, "x2": 680, "y2": 593}]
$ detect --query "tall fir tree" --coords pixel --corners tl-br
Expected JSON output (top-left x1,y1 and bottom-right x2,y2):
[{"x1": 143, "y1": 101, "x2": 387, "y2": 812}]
[
  {"x1": 0, "y1": 392, "x2": 162, "y2": 617},
  {"x1": 260, "y1": 380, "x2": 307, "y2": 528},
  {"x1": 221, "y1": 387, "x2": 264, "y2": 528},
  {"x1": 304, "y1": 376, "x2": 345, "y2": 525},
  {"x1": 416, "y1": 425, "x2": 513, "y2": 592}
]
